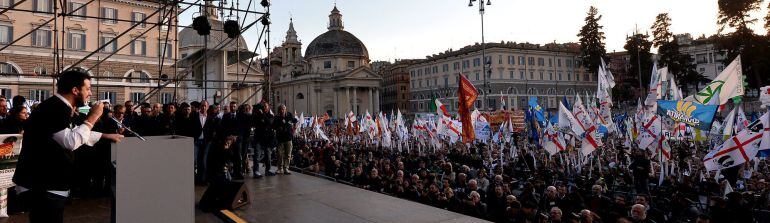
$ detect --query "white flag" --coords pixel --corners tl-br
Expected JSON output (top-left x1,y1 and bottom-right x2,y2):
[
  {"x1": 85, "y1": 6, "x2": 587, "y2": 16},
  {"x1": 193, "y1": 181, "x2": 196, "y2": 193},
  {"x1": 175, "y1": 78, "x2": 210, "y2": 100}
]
[
  {"x1": 703, "y1": 129, "x2": 761, "y2": 171},
  {"x1": 695, "y1": 56, "x2": 744, "y2": 105},
  {"x1": 558, "y1": 101, "x2": 585, "y2": 136}
]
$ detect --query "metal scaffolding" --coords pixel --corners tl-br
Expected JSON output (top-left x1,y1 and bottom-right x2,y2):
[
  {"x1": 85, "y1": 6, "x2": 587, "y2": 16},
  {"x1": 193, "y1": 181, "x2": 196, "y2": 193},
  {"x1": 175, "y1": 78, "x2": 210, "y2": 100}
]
[{"x1": 0, "y1": 0, "x2": 272, "y2": 107}]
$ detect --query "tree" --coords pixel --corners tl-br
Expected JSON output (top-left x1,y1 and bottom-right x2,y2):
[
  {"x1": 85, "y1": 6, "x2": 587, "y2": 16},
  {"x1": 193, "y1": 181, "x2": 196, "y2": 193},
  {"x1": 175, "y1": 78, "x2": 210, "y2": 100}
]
[
  {"x1": 624, "y1": 33, "x2": 653, "y2": 92},
  {"x1": 651, "y1": 13, "x2": 673, "y2": 48},
  {"x1": 716, "y1": 0, "x2": 770, "y2": 88},
  {"x1": 650, "y1": 13, "x2": 703, "y2": 93},
  {"x1": 577, "y1": 6, "x2": 607, "y2": 74}
]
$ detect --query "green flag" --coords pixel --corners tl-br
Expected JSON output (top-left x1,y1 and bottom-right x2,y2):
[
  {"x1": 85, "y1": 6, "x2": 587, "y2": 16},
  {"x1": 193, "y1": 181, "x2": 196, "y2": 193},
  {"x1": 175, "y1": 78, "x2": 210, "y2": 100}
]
[{"x1": 428, "y1": 93, "x2": 437, "y2": 113}]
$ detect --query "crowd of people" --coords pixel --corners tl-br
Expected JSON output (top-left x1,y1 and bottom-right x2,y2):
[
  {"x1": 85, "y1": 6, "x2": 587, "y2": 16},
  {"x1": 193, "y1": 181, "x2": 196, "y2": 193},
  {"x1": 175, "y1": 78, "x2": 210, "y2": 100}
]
[
  {"x1": 290, "y1": 125, "x2": 770, "y2": 223},
  {"x1": 3, "y1": 91, "x2": 770, "y2": 222}
]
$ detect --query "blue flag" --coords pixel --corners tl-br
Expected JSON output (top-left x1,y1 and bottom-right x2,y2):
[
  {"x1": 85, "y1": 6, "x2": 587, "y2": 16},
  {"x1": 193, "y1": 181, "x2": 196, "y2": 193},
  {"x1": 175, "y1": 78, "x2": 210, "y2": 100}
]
[
  {"x1": 562, "y1": 96, "x2": 571, "y2": 110},
  {"x1": 528, "y1": 97, "x2": 546, "y2": 125},
  {"x1": 656, "y1": 100, "x2": 718, "y2": 131}
]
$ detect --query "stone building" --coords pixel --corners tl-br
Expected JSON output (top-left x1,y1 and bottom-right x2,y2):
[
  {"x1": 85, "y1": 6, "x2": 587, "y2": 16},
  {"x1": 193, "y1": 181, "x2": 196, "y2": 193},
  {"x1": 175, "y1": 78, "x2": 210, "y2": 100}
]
[
  {"x1": 408, "y1": 42, "x2": 595, "y2": 114},
  {"x1": 380, "y1": 59, "x2": 420, "y2": 114},
  {"x1": 271, "y1": 6, "x2": 381, "y2": 117},
  {"x1": 0, "y1": 0, "x2": 181, "y2": 104},
  {"x1": 177, "y1": 1, "x2": 264, "y2": 105}
]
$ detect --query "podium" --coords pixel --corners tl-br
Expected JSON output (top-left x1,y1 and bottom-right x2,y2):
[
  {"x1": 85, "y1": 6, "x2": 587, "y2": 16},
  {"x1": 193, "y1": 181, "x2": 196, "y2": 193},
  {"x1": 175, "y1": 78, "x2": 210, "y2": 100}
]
[{"x1": 111, "y1": 136, "x2": 194, "y2": 223}]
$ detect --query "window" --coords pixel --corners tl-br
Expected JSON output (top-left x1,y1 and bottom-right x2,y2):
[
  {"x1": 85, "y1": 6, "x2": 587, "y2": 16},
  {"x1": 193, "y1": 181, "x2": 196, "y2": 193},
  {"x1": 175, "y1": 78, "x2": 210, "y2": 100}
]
[
  {"x1": 549, "y1": 72, "x2": 553, "y2": 80},
  {"x1": 0, "y1": 89, "x2": 11, "y2": 98},
  {"x1": 100, "y1": 34, "x2": 118, "y2": 52},
  {"x1": 0, "y1": 62, "x2": 19, "y2": 74},
  {"x1": 101, "y1": 91, "x2": 117, "y2": 104},
  {"x1": 548, "y1": 58, "x2": 552, "y2": 67},
  {"x1": 31, "y1": 28, "x2": 52, "y2": 47},
  {"x1": 558, "y1": 72, "x2": 562, "y2": 81},
  {"x1": 530, "y1": 72, "x2": 534, "y2": 80},
  {"x1": 132, "y1": 12, "x2": 147, "y2": 28},
  {"x1": 518, "y1": 56, "x2": 525, "y2": 65},
  {"x1": 67, "y1": 32, "x2": 86, "y2": 50},
  {"x1": 528, "y1": 57, "x2": 535, "y2": 66},
  {"x1": 557, "y1": 59, "x2": 562, "y2": 67},
  {"x1": 576, "y1": 73, "x2": 580, "y2": 81},
  {"x1": 0, "y1": 0, "x2": 12, "y2": 8},
  {"x1": 131, "y1": 92, "x2": 146, "y2": 103},
  {"x1": 33, "y1": 66, "x2": 48, "y2": 76},
  {"x1": 520, "y1": 71, "x2": 524, "y2": 79},
  {"x1": 102, "y1": 70, "x2": 113, "y2": 78},
  {"x1": 0, "y1": 24, "x2": 11, "y2": 44},
  {"x1": 475, "y1": 73, "x2": 479, "y2": 81},
  {"x1": 129, "y1": 71, "x2": 150, "y2": 83},
  {"x1": 432, "y1": 66, "x2": 438, "y2": 73},
  {"x1": 159, "y1": 42, "x2": 172, "y2": 59},
  {"x1": 29, "y1": 89, "x2": 50, "y2": 101},
  {"x1": 510, "y1": 71, "x2": 514, "y2": 79},
  {"x1": 473, "y1": 58, "x2": 480, "y2": 67},
  {"x1": 443, "y1": 76, "x2": 448, "y2": 86},
  {"x1": 131, "y1": 38, "x2": 146, "y2": 55},
  {"x1": 453, "y1": 62, "x2": 460, "y2": 70},
  {"x1": 160, "y1": 93, "x2": 172, "y2": 104},
  {"x1": 566, "y1": 59, "x2": 573, "y2": 68},
  {"x1": 508, "y1": 56, "x2": 515, "y2": 65},
  {"x1": 584, "y1": 74, "x2": 589, "y2": 81},
  {"x1": 33, "y1": 0, "x2": 52, "y2": 13},
  {"x1": 442, "y1": 64, "x2": 449, "y2": 72},
  {"x1": 498, "y1": 55, "x2": 502, "y2": 64},
  {"x1": 567, "y1": 73, "x2": 572, "y2": 81},
  {"x1": 538, "y1": 58, "x2": 545, "y2": 66},
  {"x1": 68, "y1": 2, "x2": 87, "y2": 19},
  {"x1": 101, "y1": 7, "x2": 118, "y2": 24},
  {"x1": 424, "y1": 67, "x2": 429, "y2": 74},
  {"x1": 539, "y1": 72, "x2": 543, "y2": 80}
]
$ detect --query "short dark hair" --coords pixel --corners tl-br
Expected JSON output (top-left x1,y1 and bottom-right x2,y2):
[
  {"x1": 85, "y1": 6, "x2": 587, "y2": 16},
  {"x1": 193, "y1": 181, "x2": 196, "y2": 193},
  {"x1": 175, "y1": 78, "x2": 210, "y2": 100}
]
[{"x1": 56, "y1": 70, "x2": 91, "y2": 94}]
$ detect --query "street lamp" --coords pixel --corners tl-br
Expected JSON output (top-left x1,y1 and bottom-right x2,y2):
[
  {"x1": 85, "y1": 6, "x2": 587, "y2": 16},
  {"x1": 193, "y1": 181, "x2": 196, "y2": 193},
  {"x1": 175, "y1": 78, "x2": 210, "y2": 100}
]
[{"x1": 468, "y1": 0, "x2": 492, "y2": 111}]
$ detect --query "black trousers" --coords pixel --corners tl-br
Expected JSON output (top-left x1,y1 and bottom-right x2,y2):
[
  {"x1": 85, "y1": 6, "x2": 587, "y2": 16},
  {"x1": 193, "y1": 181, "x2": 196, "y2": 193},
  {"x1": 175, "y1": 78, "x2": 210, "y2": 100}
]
[{"x1": 22, "y1": 190, "x2": 68, "y2": 223}]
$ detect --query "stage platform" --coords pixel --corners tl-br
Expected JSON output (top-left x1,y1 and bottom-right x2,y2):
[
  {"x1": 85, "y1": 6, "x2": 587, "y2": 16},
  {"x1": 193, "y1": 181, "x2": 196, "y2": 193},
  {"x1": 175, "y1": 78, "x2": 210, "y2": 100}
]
[
  {"x1": 2, "y1": 168, "x2": 487, "y2": 223},
  {"x1": 217, "y1": 170, "x2": 487, "y2": 223}
]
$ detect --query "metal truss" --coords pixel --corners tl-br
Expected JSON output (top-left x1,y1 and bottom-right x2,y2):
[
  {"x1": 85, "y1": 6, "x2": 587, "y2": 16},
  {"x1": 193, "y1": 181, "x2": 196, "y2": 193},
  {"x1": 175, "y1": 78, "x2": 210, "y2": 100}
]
[{"x1": 0, "y1": 0, "x2": 272, "y2": 107}]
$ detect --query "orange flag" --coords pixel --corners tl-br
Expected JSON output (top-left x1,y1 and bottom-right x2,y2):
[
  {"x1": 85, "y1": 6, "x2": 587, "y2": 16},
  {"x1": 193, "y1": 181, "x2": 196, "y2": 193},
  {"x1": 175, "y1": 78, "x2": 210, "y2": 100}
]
[{"x1": 457, "y1": 73, "x2": 479, "y2": 143}]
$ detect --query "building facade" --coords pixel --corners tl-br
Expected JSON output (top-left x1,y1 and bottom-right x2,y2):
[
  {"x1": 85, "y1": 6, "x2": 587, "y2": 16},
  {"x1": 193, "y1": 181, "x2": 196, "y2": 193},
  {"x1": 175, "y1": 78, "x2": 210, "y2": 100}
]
[
  {"x1": 677, "y1": 33, "x2": 726, "y2": 81},
  {"x1": 408, "y1": 42, "x2": 595, "y2": 114},
  {"x1": 380, "y1": 59, "x2": 419, "y2": 114},
  {"x1": 177, "y1": 2, "x2": 264, "y2": 105},
  {"x1": 0, "y1": 0, "x2": 182, "y2": 104},
  {"x1": 272, "y1": 6, "x2": 381, "y2": 117}
]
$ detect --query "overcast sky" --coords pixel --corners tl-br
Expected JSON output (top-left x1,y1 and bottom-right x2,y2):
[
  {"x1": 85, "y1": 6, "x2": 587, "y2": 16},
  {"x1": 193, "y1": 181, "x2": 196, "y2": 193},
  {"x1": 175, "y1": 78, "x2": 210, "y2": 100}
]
[{"x1": 180, "y1": 0, "x2": 770, "y2": 62}]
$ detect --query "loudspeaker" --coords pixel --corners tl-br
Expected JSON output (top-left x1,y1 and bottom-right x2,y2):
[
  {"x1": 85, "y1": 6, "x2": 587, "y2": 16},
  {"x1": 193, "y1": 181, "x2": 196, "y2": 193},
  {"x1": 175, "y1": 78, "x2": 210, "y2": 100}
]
[{"x1": 199, "y1": 181, "x2": 250, "y2": 212}]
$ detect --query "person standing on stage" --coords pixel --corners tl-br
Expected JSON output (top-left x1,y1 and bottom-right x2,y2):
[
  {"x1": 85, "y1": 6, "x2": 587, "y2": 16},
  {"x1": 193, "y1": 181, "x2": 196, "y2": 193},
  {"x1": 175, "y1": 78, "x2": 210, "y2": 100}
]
[
  {"x1": 273, "y1": 104, "x2": 297, "y2": 174},
  {"x1": 252, "y1": 102, "x2": 276, "y2": 177},
  {"x1": 12, "y1": 70, "x2": 124, "y2": 223}
]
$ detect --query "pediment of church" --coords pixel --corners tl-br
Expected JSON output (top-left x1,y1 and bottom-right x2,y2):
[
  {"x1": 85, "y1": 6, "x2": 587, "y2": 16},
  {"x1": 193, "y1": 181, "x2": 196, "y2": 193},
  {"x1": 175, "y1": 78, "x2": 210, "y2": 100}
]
[{"x1": 338, "y1": 66, "x2": 381, "y2": 80}]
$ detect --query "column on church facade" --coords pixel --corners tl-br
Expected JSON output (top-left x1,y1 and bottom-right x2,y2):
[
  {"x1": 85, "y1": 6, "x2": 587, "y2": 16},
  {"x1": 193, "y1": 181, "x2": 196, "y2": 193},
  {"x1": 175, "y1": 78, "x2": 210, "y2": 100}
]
[
  {"x1": 346, "y1": 87, "x2": 351, "y2": 113},
  {"x1": 368, "y1": 88, "x2": 374, "y2": 113},
  {"x1": 374, "y1": 88, "x2": 380, "y2": 113},
  {"x1": 353, "y1": 87, "x2": 358, "y2": 114},
  {"x1": 334, "y1": 87, "x2": 339, "y2": 117}
]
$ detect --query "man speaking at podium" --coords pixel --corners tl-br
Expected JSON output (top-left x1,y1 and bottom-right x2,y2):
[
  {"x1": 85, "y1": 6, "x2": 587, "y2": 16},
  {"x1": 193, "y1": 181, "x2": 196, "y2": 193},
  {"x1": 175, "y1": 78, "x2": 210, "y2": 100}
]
[{"x1": 12, "y1": 70, "x2": 124, "y2": 223}]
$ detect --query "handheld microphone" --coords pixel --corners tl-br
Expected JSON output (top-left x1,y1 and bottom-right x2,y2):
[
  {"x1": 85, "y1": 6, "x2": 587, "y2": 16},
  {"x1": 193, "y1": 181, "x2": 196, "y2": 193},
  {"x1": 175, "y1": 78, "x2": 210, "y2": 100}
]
[{"x1": 110, "y1": 116, "x2": 146, "y2": 141}]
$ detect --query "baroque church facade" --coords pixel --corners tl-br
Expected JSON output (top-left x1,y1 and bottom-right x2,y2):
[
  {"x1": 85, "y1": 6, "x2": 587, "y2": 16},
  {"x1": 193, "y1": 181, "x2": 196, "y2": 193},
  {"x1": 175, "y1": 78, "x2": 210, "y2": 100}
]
[{"x1": 271, "y1": 6, "x2": 382, "y2": 118}]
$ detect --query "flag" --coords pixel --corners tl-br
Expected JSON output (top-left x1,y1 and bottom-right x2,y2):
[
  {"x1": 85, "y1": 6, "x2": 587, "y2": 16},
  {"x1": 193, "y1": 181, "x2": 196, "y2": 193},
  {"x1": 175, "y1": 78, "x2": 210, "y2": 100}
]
[
  {"x1": 543, "y1": 122, "x2": 566, "y2": 155},
  {"x1": 434, "y1": 98, "x2": 451, "y2": 118},
  {"x1": 428, "y1": 93, "x2": 438, "y2": 113},
  {"x1": 759, "y1": 110, "x2": 770, "y2": 157},
  {"x1": 499, "y1": 91, "x2": 506, "y2": 110},
  {"x1": 695, "y1": 56, "x2": 744, "y2": 105},
  {"x1": 558, "y1": 100, "x2": 585, "y2": 136},
  {"x1": 723, "y1": 106, "x2": 737, "y2": 136},
  {"x1": 638, "y1": 114, "x2": 661, "y2": 152},
  {"x1": 581, "y1": 126, "x2": 600, "y2": 155},
  {"x1": 528, "y1": 97, "x2": 545, "y2": 125},
  {"x1": 735, "y1": 105, "x2": 749, "y2": 133},
  {"x1": 457, "y1": 74, "x2": 478, "y2": 143},
  {"x1": 573, "y1": 94, "x2": 594, "y2": 132},
  {"x1": 656, "y1": 100, "x2": 718, "y2": 131},
  {"x1": 703, "y1": 129, "x2": 762, "y2": 171}
]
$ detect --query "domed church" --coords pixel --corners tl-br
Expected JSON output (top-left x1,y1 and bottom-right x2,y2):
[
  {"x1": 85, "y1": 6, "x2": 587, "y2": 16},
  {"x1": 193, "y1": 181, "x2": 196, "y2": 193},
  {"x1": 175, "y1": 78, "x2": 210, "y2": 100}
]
[{"x1": 272, "y1": 6, "x2": 382, "y2": 118}]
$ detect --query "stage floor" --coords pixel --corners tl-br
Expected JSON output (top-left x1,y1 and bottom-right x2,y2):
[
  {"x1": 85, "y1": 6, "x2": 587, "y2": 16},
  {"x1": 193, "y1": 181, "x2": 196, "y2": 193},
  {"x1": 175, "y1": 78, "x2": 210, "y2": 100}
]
[
  {"x1": 2, "y1": 168, "x2": 486, "y2": 223},
  {"x1": 219, "y1": 170, "x2": 487, "y2": 223}
]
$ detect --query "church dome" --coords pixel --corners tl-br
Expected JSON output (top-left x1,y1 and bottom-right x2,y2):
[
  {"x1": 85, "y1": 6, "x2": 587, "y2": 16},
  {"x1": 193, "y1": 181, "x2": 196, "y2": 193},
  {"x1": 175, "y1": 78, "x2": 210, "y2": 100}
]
[
  {"x1": 178, "y1": 18, "x2": 248, "y2": 51},
  {"x1": 304, "y1": 30, "x2": 369, "y2": 59}
]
